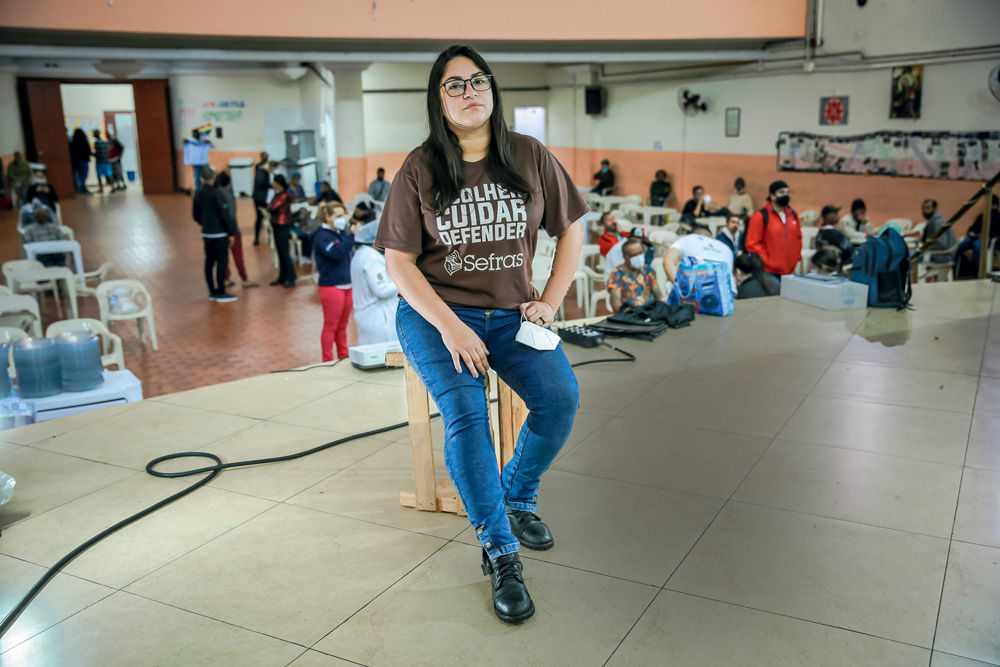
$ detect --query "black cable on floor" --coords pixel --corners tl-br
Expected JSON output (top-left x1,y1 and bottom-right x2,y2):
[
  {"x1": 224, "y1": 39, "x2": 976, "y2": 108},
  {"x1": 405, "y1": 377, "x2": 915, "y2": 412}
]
[{"x1": 0, "y1": 350, "x2": 633, "y2": 638}]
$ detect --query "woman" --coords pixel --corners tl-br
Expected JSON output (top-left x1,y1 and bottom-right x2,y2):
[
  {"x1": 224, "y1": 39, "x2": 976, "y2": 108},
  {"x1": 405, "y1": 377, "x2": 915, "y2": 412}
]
[
  {"x1": 810, "y1": 248, "x2": 843, "y2": 275},
  {"x1": 350, "y1": 220, "x2": 399, "y2": 346},
  {"x1": 649, "y1": 169, "x2": 672, "y2": 207},
  {"x1": 215, "y1": 171, "x2": 259, "y2": 289},
  {"x1": 69, "y1": 128, "x2": 93, "y2": 195},
  {"x1": 734, "y1": 252, "x2": 779, "y2": 298},
  {"x1": 313, "y1": 203, "x2": 357, "y2": 361},
  {"x1": 268, "y1": 174, "x2": 297, "y2": 287},
  {"x1": 378, "y1": 45, "x2": 587, "y2": 624}
]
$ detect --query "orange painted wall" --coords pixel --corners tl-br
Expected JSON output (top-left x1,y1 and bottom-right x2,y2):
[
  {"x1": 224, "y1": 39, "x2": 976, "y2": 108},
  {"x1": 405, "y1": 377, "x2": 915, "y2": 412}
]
[
  {"x1": 551, "y1": 147, "x2": 988, "y2": 235},
  {"x1": 6, "y1": 0, "x2": 805, "y2": 41},
  {"x1": 337, "y1": 157, "x2": 369, "y2": 203}
]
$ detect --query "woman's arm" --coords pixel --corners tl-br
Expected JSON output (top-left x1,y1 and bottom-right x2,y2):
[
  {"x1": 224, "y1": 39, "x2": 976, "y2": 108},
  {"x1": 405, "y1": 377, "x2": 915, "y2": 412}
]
[
  {"x1": 663, "y1": 247, "x2": 682, "y2": 282},
  {"x1": 523, "y1": 220, "x2": 584, "y2": 325},
  {"x1": 314, "y1": 232, "x2": 354, "y2": 262},
  {"x1": 384, "y1": 249, "x2": 491, "y2": 378}
]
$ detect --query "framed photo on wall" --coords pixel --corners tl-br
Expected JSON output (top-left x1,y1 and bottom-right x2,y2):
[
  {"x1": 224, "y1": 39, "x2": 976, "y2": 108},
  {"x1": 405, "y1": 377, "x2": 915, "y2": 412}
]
[
  {"x1": 725, "y1": 107, "x2": 741, "y2": 137},
  {"x1": 890, "y1": 65, "x2": 923, "y2": 119}
]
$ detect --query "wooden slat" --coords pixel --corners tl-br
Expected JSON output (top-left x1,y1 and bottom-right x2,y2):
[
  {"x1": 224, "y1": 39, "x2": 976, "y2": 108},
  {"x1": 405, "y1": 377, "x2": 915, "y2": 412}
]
[
  {"x1": 497, "y1": 380, "x2": 517, "y2": 470},
  {"x1": 402, "y1": 358, "x2": 437, "y2": 511},
  {"x1": 385, "y1": 351, "x2": 405, "y2": 367}
]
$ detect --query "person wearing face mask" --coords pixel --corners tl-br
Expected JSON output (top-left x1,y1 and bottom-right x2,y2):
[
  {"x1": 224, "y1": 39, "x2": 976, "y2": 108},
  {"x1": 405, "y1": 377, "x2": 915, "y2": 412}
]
[
  {"x1": 725, "y1": 177, "x2": 753, "y2": 219},
  {"x1": 313, "y1": 203, "x2": 359, "y2": 361},
  {"x1": 745, "y1": 180, "x2": 803, "y2": 278},
  {"x1": 920, "y1": 199, "x2": 955, "y2": 264},
  {"x1": 715, "y1": 214, "x2": 743, "y2": 255},
  {"x1": 367, "y1": 167, "x2": 391, "y2": 202},
  {"x1": 664, "y1": 222, "x2": 737, "y2": 292},
  {"x1": 609, "y1": 237, "x2": 663, "y2": 311},
  {"x1": 24, "y1": 169, "x2": 58, "y2": 210},
  {"x1": 350, "y1": 219, "x2": 399, "y2": 346},
  {"x1": 591, "y1": 158, "x2": 615, "y2": 195}
]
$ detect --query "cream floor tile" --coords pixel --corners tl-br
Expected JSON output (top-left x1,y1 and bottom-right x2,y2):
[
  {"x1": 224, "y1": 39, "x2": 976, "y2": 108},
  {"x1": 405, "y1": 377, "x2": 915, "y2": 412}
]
[
  {"x1": 0, "y1": 447, "x2": 133, "y2": 528},
  {"x1": 33, "y1": 401, "x2": 257, "y2": 471},
  {"x1": 620, "y1": 378, "x2": 805, "y2": 438},
  {"x1": 854, "y1": 310, "x2": 989, "y2": 346},
  {"x1": 191, "y1": 422, "x2": 391, "y2": 501},
  {"x1": 285, "y1": 444, "x2": 469, "y2": 540},
  {"x1": 272, "y1": 381, "x2": 409, "y2": 440},
  {"x1": 0, "y1": 440, "x2": 21, "y2": 455},
  {"x1": 732, "y1": 440, "x2": 962, "y2": 537},
  {"x1": 575, "y1": 367, "x2": 664, "y2": 415},
  {"x1": 745, "y1": 298, "x2": 870, "y2": 334},
  {"x1": 779, "y1": 395, "x2": 971, "y2": 465},
  {"x1": 982, "y1": 344, "x2": 1000, "y2": 377},
  {"x1": 840, "y1": 315, "x2": 988, "y2": 375},
  {"x1": 161, "y1": 373, "x2": 355, "y2": 420},
  {"x1": 313, "y1": 360, "x2": 407, "y2": 387},
  {"x1": 935, "y1": 541, "x2": 1000, "y2": 665},
  {"x1": 975, "y1": 376, "x2": 1000, "y2": 417},
  {"x1": 714, "y1": 322, "x2": 854, "y2": 360},
  {"x1": 606, "y1": 590, "x2": 929, "y2": 667},
  {"x1": 0, "y1": 592, "x2": 303, "y2": 667},
  {"x1": 314, "y1": 542, "x2": 658, "y2": 667},
  {"x1": 953, "y1": 467, "x2": 1000, "y2": 549},
  {"x1": 931, "y1": 652, "x2": 999, "y2": 667},
  {"x1": 907, "y1": 283, "x2": 995, "y2": 319},
  {"x1": 0, "y1": 473, "x2": 275, "y2": 589},
  {"x1": 966, "y1": 415, "x2": 1000, "y2": 472},
  {"x1": 552, "y1": 410, "x2": 614, "y2": 461},
  {"x1": 126, "y1": 503, "x2": 445, "y2": 646},
  {"x1": 455, "y1": 470, "x2": 723, "y2": 585},
  {"x1": 666, "y1": 503, "x2": 949, "y2": 647},
  {"x1": 287, "y1": 651, "x2": 358, "y2": 667},
  {"x1": 671, "y1": 343, "x2": 831, "y2": 394},
  {"x1": 553, "y1": 417, "x2": 770, "y2": 498},
  {"x1": 595, "y1": 339, "x2": 705, "y2": 377},
  {"x1": 0, "y1": 400, "x2": 144, "y2": 446},
  {"x1": 0, "y1": 556, "x2": 115, "y2": 654},
  {"x1": 812, "y1": 362, "x2": 979, "y2": 413}
]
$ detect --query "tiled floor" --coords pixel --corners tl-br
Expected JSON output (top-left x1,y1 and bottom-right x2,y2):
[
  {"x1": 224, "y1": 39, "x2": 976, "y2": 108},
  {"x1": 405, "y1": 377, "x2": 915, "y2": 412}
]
[{"x1": 0, "y1": 279, "x2": 997, "y2": 666}]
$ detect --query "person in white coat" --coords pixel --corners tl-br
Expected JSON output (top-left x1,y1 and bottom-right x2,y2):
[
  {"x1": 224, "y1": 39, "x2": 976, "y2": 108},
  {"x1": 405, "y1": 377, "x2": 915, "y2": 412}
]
[{"x1": 351, "y1": 220, "x2": 400, "y2": 346}]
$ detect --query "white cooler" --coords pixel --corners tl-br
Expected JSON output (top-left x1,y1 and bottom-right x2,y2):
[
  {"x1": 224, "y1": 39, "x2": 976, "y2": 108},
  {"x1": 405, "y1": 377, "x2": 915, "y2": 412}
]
[
  {"x1": 780, "y1": 274, "x2": 869, "y2": 311},
  {"x1": 228, "y1": 157, "x2": 255, "y2": 197}
]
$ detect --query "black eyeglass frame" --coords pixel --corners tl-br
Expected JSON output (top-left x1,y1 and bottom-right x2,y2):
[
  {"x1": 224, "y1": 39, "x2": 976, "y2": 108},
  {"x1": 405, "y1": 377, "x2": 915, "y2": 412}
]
[{"x1": 440, "y1": 74, "x2": 493, "y2": 97}]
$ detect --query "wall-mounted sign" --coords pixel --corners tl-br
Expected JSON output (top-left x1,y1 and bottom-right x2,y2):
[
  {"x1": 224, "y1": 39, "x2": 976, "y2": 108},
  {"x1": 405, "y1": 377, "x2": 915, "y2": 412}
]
[{"x1": 819, "y1": 96, "x2": 849, "y2": 126}]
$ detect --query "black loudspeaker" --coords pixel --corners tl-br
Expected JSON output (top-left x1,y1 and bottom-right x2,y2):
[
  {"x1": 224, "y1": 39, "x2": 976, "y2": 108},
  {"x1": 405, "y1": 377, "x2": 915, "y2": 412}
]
[{"x1": 585, "y1": 87, "x2": 605, "y2": 115}]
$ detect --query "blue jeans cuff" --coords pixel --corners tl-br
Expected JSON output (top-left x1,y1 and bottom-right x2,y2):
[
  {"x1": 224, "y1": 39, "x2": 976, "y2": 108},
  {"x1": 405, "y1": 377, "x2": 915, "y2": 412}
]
[
  {"x1": 504, "y1": 500, "x2": 537, "y2": 512},
  {"x1": 485, "y1": 541, "x2": 520, "y2": 561}
]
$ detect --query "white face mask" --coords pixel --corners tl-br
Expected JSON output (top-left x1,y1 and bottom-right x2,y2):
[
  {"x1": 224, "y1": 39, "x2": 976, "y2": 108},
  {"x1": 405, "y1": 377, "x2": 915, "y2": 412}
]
[
  {"x1": 332, "y1": 216, "x2": 349, "y2": 231},
  {"x1": 515, "y1": 312, "x2": 561, "y2": 351},
  {"x1": 628, "y1": 255, "x2": 645, "y2": 270}
]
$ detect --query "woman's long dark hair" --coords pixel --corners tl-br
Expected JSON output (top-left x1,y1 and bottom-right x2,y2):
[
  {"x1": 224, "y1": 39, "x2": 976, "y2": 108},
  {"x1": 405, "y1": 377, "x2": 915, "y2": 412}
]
[
  {"x1": 272, "y1": 174, "x2": 288, "y2": 191},
  {"x1": 423, "y1": 45, "x2": 533, "y2": 214},
  {"x1": 734, "y1": 253, "x2": 774, "y2": 295}
]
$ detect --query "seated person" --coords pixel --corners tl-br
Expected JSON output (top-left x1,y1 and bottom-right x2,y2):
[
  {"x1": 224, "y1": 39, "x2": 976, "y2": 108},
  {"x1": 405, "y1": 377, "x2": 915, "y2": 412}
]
[
  {"x1": 955, "y1": 194, "x2": 1000, "y2": 277},
  {"x1": 681, "y1": 185, "x2": 720, "y2": 222},
  {"x1": 352, "y1": 201, "x2": 377, "y2": 225},
  {"x1": 734, "y1": 252, "x2": 779, "y2": 299},
  {"x1": 810, "y1": 249, "x2": 843, "y2": 276},
  {"x1": 920, "y1": 199, "x2": 955, "y2": 264},
  {"x1": 842, "y1": 198, "x2": 874, "y2": 235},
  {"x1": 311, "y1": 180, "x2": 343, "y2": 205},
  {"x1": 649, "y1": 169, "x2": 672, "y2": 206},
  {"x1": 367, "y1": 168, "x2": 391, "y2": 202},
  {"x1": 598, "y1": 212, "x2": 626, "y2": 257},
  {"x1": 608, "y1": 237, "x2": 662, "y2": 311},
  {"x1": 24, "y1": 168, "x2": 59, "y2": 210},
  {"x1": 716, "y1": 214, "x2": 743, "y2": 255},
  {"x1": 591, "y1": 158, "x2": 615, "y2": 195},
  {"x1": 19, "y1": 199, "x2": 55, "y2": 229},
  {"x1": 663, "y1": 222, "x2": 737, "y2": 293},
  {"x1": 816, "y1": 205, "x2": 854, "y2": 264},
  {"x1": 725, "y1": 177, "x2": 753, "y2": 219},
  {"x1": 604, "y1": 228, "x2": 653, "y2": 280},
  {"x1": 288, "y1": 172, "x2": 307, "y2": 203},
  {"x1": 21, "y1": 203, "x2": 67, "y2": 267}
]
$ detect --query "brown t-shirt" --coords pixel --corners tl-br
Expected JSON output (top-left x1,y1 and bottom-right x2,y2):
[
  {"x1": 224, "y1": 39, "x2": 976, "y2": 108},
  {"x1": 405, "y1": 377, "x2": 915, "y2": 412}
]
[{"x1": 376, "y1": 132, "x2": 589, "y2": 310}]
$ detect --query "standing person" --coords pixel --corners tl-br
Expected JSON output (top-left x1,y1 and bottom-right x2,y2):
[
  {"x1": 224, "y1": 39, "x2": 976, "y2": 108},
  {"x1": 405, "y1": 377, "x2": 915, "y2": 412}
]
[
  {"x1": 726, "y1": 177, "x2": 754, "y2": 218},
  {"x1": 313, "y1": 203, "x2": 357, "y2": 361},
  {"x1": 92, "y1": 130, "x2": 112, "y2": 194},
  {"x1": 649, "y1": 169, "x2": 672, "y2": 207},
  {"x1": 6, "y1": 152, "x2": 33, "y2": 207},
  {"x1": 215, "y1": 171, "x2": 259, "y2": 289},
  {"x1": 192, "y1": 166, "x2": 239, "y2": 302},
  {"x1": 268, "y1": 174, "x2": 297, "y2": 288},
  {"x1": 745, "y1": 180, "x2": 803, "y2": 279},
  {"x1": 69, "y1": 129, "x2": 93, "y2": 195},
  {"x1": 252, "y1": 159, "x2": 276, "y2": 245},
  {"x1": 378, "y1": 45, "x2": 586, "y2": 624},
  {"x1": 920, "y1": 199, "x2": 955, "y2": 264},
  {"x1": 367, "y1": 167, "x2": 391, "y2": 201},
  {"x1": 351, "y1": 220, "x2": 400, "y2": 346},
  {"x1": 183, "y1": 129, "x2": 212, "y2": 193},
  {"x1": 591, "y1": 158, "x2": 615, "y2": 195},
  {"x1": 108, "y1": 133, "x2": 126, "y2": 191}
]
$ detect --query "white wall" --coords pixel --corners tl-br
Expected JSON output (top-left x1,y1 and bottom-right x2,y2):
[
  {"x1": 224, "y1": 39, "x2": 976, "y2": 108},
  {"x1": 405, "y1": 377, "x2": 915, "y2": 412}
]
[
  {"x1": 0, "y1": 72, "x2": 25, "y2": 156},
  {"x1": 60, "y1": 83, "x2": 135, "y2": 117}
]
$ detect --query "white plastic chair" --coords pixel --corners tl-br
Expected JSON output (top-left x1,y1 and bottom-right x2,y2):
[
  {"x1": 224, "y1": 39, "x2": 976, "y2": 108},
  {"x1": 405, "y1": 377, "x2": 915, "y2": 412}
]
[
  {"x1": 0, "y1": 286, "x2": 10, "y2": 297},
  {"x1": 581, "y1": 210, "x2": 604, "y2": 235},
  {"x1": 3, "y1": 259, "x2": 62, "y2": 317},
  {"x1": 801, "y1": 226, "x2": 821, "y2": 250},
  {"x1": 46, "y1": 318, "x2": 126, "y2": 371},
  {"x1": 58, "y1": 225, "x2": 75, "y2": 241},
  {"x1": 96, "y1": 279, "x2": 159, "y2": 350},
  {"x1": 257, "y1": 206, "x2": 275, "y2": 249},
  {"x1": 799, "y1": 210, "x2": 820, "y2": 226},
  {"x1": 536, "y1": 237, "x2": 557, "y2": 258},
  {"x1": 0, "y1": 326, "x2": 30, "y2": 379},
  {"x1": 75, "y1": 261, "x2": 114, "y2": 298},
  {"x1": 352, "y1": 193, "x2": 376, "y2": 210},
  {"x1": 884, "y1": 218, "x2": 914, "y2": 234}
]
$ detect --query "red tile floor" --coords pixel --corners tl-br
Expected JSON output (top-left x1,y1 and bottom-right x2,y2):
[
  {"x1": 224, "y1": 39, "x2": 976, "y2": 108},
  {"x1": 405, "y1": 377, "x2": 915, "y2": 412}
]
[{"x1": 1, "y1": 190, "x2": 596, "y2": 397}]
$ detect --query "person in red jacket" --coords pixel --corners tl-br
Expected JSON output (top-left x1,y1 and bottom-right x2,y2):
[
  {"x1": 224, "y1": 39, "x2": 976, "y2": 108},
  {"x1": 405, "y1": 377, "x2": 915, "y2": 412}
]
[
  {"x1": 597, "y1": 212, "x2": 626, "y2": 257},
  {"x1": 745, "y1": 180, "x2": 802, "y2": 277}
]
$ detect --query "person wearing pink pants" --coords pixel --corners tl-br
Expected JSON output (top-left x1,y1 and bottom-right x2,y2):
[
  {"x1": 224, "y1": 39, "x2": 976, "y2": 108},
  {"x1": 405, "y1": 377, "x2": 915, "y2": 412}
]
[
  {"x1": 313, "y1": 203, "x2": 359, "y2": 361},
  {"x1": 319, "y1": 286, "x2": 353, "y2": 361}
]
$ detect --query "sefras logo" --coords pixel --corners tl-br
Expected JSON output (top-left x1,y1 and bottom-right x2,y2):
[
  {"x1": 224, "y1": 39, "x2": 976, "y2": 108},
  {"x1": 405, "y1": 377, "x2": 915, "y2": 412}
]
[{"x1": 444, "y1": 250, "x2": 463, "y2": 275}]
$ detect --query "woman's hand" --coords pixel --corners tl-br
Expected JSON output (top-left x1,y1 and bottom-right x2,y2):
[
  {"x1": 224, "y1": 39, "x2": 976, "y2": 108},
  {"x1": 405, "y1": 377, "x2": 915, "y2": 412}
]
[
  {"x1": 520, "y1": 300, "x2": 557, "y2": 328},
  {"x1": 440, "y1": 321, "x2": 490, "y2": 378}
]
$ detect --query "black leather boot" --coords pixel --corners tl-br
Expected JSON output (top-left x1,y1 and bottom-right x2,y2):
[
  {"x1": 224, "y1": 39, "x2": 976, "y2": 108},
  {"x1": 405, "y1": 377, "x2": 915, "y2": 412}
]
[
  {"x1": 507, "y1": 509, "x2": 554, "y2": 551},
  {"x1": 481, "y1": 549, "x2": 534, "y2": 623}
]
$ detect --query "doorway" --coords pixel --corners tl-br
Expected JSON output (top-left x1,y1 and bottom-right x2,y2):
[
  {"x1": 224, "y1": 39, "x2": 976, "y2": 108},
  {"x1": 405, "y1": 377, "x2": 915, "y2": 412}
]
[{"x1": 62, "y1": 83, "x2": 141, "y2": 193}]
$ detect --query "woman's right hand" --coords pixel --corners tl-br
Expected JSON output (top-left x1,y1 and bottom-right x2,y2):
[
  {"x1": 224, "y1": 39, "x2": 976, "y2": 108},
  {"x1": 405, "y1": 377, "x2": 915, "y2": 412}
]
[{"x1": 439, "y1": 321, "x2": 489, "y2": 378}]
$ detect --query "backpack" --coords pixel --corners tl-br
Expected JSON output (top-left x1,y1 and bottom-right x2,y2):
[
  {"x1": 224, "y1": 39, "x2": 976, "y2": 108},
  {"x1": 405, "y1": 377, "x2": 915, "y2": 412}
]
[{"x1": 849, "y1": 228, "x2": 912, "y2": 309}]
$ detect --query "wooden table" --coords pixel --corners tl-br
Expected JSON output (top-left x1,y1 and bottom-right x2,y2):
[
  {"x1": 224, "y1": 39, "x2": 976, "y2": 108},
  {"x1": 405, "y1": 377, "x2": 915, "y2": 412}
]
[{"x1": 0, "y1": 295, "x2": 43, "y2": 336}]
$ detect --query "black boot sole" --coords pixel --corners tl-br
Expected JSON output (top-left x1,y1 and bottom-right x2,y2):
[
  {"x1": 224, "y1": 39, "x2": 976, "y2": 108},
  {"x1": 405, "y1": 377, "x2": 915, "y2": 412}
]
[
  {"x1": 519, "y1": 539, "x2": 554, "y2": 552},
  {"x1": 494, "y1": 600, "x2": 535, "y2": 624}
]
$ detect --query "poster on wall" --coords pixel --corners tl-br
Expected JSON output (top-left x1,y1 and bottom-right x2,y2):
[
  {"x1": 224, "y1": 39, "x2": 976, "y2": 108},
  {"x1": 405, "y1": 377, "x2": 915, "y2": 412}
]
[
  {"x1": 819, "y1": 96, "x2": 849, "y2": 126},
  {"x1": 890, "y1": 65, "x2": 923, "y2": 119},
  {"x1": 776, "y1": 130, "x2": 1000, "y2": 181}
]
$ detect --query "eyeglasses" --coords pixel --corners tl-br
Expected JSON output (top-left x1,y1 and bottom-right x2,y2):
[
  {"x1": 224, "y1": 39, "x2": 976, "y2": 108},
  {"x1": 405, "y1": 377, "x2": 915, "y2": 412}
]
[{"x1": 441, "y1": 74, "x2": 493, "y2": 97}]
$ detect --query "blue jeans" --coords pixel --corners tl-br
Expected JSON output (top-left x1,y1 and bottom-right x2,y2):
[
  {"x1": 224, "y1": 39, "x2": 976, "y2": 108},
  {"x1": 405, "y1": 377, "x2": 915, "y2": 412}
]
[
  {"x1": 73, "y1": 161, "x2": 89, "y2": 193},
  {"x1": 396, "y1": 299, "x2": 579, "y2": 560},
  {"x1": 193, "y1": 164, "x2": 205, "y2": 191}
]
